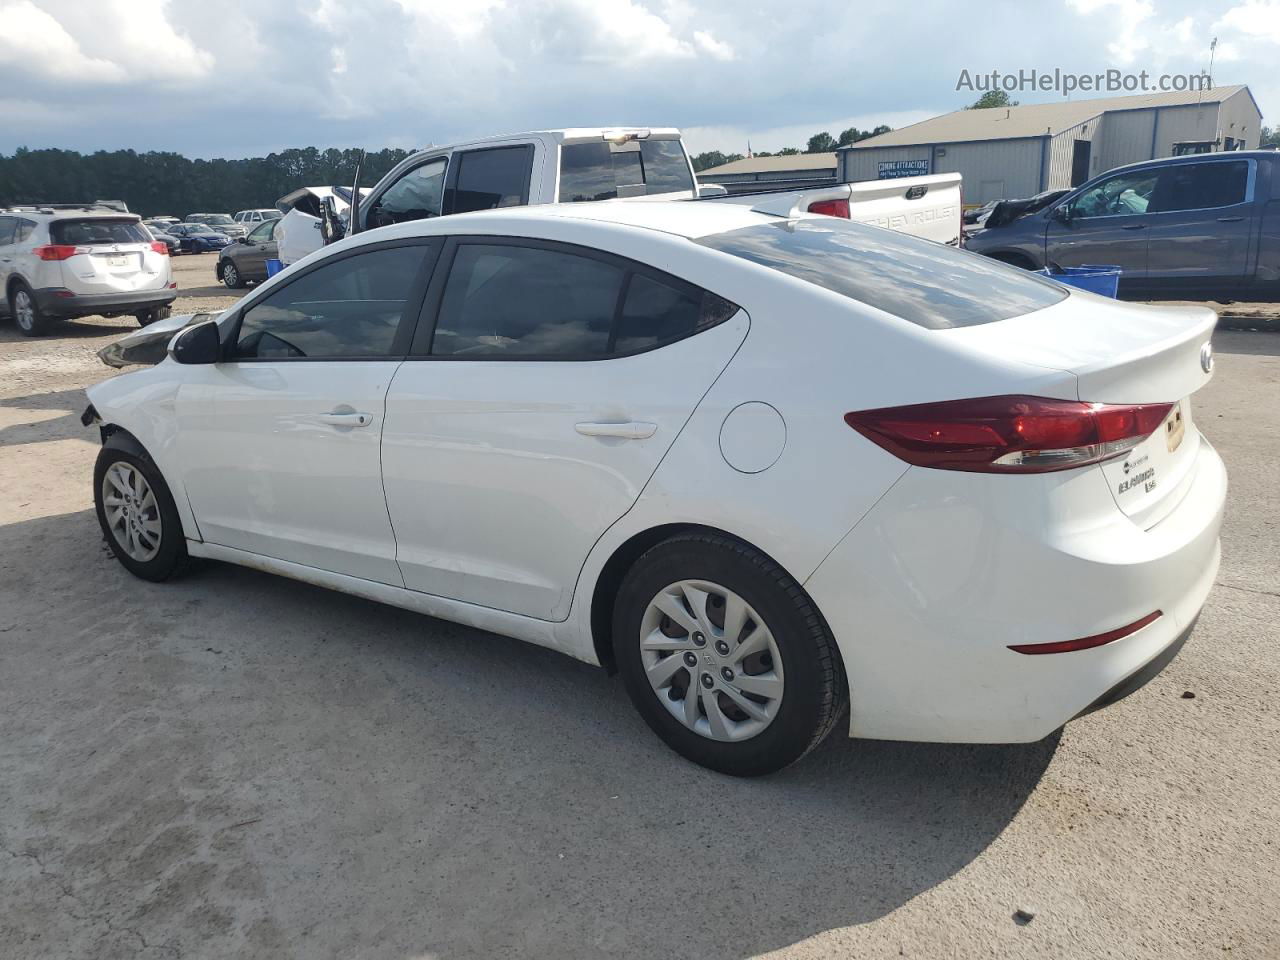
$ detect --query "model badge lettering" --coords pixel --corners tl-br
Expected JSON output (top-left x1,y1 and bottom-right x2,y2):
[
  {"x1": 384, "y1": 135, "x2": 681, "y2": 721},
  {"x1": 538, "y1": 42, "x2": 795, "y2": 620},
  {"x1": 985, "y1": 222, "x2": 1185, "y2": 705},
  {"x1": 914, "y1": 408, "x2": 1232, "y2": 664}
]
[{"x1": 1118, "y1": 467, "x2": 1156, "y2": 494}]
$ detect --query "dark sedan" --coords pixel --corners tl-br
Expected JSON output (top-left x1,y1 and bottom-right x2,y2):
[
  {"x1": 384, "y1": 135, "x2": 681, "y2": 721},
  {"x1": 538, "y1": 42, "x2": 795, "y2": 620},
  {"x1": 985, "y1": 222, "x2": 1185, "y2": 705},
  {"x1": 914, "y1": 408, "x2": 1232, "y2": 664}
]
[
  {"x1": 166, "y1": 223, "x2": 233, "y2": 254},
  {"x1": 216, "y1": 218, "x2": 279, "y2": 288}
]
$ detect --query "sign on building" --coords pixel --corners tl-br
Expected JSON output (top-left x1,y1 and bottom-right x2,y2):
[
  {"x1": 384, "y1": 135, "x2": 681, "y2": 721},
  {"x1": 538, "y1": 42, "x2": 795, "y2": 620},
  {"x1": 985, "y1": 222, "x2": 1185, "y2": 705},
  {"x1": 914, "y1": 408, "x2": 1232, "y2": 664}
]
[{"x1": 878, "y1": 159, "x2": 930, "y2": 179}]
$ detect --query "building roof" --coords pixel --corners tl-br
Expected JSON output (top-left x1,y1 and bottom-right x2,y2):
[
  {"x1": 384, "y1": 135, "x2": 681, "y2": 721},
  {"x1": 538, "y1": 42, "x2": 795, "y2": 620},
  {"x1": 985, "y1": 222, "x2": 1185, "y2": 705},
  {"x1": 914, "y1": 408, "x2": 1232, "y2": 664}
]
[
  {"x1": 846, "y1": 85, "x2": 1253, "y2": 148},
  {"x1": 698, "y1": 152, "x2": 837, "y2": 177}
]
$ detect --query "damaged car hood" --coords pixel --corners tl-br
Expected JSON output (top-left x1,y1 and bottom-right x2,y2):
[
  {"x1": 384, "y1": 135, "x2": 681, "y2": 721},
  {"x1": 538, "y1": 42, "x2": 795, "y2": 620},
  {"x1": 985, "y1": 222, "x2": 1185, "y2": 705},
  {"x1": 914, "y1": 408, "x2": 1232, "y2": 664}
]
[{"x1": 97, "y1": 313, "x2": 213, "y2": 368}]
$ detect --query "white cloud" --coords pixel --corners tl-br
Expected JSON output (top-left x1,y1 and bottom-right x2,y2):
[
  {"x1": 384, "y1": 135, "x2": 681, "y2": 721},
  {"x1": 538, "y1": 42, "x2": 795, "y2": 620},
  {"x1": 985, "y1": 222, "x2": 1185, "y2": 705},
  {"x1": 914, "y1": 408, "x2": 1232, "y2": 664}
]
[
  {"x1": 693, "y1": 29, "x2": 735, "y2": 60},
  {"x1": 1065, "y1": 0, "x2": 1156, "y2": 62},
  {"x1": 1216, "y1": 0, "x2": 1280, "y2": 43},
  {"x1": 0, "y1": 0, "x2": 125, "y2": 82}
]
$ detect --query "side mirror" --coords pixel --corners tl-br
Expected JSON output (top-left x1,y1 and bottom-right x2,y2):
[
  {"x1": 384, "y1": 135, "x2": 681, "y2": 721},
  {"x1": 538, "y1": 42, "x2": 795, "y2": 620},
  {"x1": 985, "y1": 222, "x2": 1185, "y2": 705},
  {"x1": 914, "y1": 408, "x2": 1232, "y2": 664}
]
[
  {"x1": 1052, "y1": 204, "x2": 1073, "y2": 224},
  {"x1": 320, "y1": 195, "x2": 345, "y2": 245},
  {"x1": 169, "y1": 319, "x2": 221, "y2": 365}
]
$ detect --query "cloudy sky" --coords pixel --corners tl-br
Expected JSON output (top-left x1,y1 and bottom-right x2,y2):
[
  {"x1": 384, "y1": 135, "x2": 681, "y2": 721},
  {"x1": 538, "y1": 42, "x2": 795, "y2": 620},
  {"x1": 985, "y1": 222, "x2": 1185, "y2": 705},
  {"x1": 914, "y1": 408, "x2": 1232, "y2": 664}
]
[{"x1": 0, "y1": 0, "x2": 1275, "y2": 159}]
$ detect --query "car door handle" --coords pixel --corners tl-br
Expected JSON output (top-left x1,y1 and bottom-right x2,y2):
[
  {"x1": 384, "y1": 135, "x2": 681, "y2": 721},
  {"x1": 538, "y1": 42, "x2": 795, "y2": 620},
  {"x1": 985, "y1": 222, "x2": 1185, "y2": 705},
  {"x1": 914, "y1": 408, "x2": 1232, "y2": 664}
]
[
  {"x1": 1217, "y1": 216, "x2": 1245, "y2": 223},
  {"x1": 317, "y1": 412, "x2": 374, "y2": 428},
  {"x1": 1121, "y1": 224, "x2": 1147, "y2": 231},
  {"x1": 575, "y1": 421, "x2": 657, "y2": 439}
]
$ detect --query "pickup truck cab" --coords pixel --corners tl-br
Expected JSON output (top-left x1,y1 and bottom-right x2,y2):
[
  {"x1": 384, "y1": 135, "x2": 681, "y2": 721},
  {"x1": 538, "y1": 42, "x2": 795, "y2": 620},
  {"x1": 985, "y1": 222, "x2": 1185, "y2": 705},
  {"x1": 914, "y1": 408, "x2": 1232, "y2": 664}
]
[
  {"x1": 278, "y1": 128, "x2": 698, "y2": 265},
  {"x1": 966, "y1": 150, "x2": 1280, "y2": 300}
]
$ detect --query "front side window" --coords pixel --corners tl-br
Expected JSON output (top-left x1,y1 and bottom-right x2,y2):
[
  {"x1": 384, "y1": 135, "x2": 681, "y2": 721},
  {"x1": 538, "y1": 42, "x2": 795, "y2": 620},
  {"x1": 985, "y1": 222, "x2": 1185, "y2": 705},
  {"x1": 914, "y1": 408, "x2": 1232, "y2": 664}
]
[
  {"x1": 559, "y1": 139, "x2": 694, "y2": 202},
  {"x1": 234, "y1": 244, "x2": 429, "y2": 359},
  {"x1": 425, "y1": 241, "x2": 738, "y2": 358},
  {"x1": 1067, "y1": 170, "x2": 1158, "y2": 219},
  {"x1": 698, "y1": 218, "x2": 1066, "y2": 330},
  {"x1": 1151, "y1": 160, "x2": 1249, "y2": 212},
  {"x1": 445, "y1": 146, "x2": 533, "y2": 215},
  {"x1": 367, "y1": 157, "x2": 447, "y2": 229},
  {"x1": 247, "y1": 219, "x2": 277, "y2": 242}
]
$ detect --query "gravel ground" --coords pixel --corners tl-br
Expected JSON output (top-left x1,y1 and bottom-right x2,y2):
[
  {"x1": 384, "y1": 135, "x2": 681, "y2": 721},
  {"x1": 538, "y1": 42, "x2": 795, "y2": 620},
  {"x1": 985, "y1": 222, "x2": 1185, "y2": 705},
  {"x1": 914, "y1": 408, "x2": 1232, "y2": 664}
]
[{"x1": 1, "y1": 256, "x2": 1278, "y2": 959}]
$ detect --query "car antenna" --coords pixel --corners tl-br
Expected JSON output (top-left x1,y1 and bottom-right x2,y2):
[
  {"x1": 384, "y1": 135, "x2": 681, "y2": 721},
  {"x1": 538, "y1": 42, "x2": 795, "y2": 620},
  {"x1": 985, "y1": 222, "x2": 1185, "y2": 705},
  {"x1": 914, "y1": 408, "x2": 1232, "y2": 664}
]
[{"x1": 349, "y1": 150, "x2": 366, "y2": 235}]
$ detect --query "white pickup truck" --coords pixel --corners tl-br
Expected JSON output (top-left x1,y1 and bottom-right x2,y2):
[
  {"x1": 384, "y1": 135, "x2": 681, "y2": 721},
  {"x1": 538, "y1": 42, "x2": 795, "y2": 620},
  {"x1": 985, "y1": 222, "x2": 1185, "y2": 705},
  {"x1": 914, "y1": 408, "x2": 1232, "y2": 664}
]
[{"x1": 277, "y1": 127, "x2": 963, "y2": 264}]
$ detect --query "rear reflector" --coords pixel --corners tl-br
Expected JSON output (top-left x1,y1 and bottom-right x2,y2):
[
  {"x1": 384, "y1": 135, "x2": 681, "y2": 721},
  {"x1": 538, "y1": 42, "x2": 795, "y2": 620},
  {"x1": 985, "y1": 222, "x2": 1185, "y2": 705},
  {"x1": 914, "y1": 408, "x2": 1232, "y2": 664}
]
[
  {"x1": 1009, "y1": 611, "x2": 1162, "y2": 654},
  {"x1": 807, "y1": 198, "x2": 850, "y2": 218},
  {"x1": 34, "y1": 244, "x2": 81, "y2": 261},
  {"x1": 845, "y1": 395, "x2": 1174, "y2": 473}
]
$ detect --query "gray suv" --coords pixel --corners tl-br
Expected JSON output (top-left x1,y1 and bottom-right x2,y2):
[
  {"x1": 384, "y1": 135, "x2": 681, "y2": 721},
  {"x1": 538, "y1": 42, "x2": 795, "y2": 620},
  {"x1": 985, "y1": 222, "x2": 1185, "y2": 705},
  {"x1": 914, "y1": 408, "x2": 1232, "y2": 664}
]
[{"x1": 966, "y1": 151, "x2": 1280, "y2": 300}]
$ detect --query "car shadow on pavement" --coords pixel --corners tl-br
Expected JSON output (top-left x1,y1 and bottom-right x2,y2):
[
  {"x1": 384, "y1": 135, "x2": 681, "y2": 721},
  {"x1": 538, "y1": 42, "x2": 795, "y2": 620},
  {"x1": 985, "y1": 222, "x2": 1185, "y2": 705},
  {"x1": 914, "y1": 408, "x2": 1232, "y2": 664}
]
[
  {"x1": 1214, "y1": 330, "x2": 1280, "y2": 357},
  {"x1": 0, "y1": 508, "x2": 1060, "y2": 960},
  {"x1": 0, "y1": 389, "x2": 93, "y2": 448},
  {"x1": 0, "y1": 317, "x2": 136, "y2": 341}
]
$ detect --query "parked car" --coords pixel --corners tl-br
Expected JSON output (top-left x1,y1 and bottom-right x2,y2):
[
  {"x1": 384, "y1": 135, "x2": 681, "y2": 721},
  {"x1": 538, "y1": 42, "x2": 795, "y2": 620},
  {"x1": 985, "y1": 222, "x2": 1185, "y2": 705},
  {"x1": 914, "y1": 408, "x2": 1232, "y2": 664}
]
[
  {"x1": 184, "y1": 213, "x2": 248, "y2": 240},
  {"x1": 149, "y1": 216, "x2": 180, "y2": 226},
  {"x1": 85, "y1": 201, "x2": 1224, "y2": 775},
  {"x1": 0, "y1": 204, "x2": 174, "y2": 336},
  {"x1": 216, "y1": 218, "x2": 278, "y2": 287},
  {"x1": 963, "y1": 200, "x2": 1000, "y2": 225},
  {"x1": 233, "y1": 209, "x2": 281, "y2": 225},
  {"x1": 275, "y1": 186, "x2": 365, "y2": 266},
  {"x1": 142, "y1": 222, "x2": 180, "y2": 255},
  {"x1": 966, "y1": 151, "x2": 1280, "y2": 299},
  {"x1": 166, "y1": 223, "x2": 233, "y2": 254}
]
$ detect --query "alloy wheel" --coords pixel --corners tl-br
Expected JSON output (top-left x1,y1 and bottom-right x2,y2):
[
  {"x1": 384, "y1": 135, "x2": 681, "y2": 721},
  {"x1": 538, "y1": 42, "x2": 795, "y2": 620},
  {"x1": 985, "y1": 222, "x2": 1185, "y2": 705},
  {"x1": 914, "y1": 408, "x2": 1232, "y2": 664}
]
[
  {"x1": 223, "y1": 263, "x2": 239, "y2": 287},
  {"x1": 101, "y1": 462, "x2": 162, "y2": 562},
  {"x1": 639, "y1": 579, "x2": 785, "y2": 742},
  {"x1": 14, "y1": 290, "x2": 35, "y2": 331}
]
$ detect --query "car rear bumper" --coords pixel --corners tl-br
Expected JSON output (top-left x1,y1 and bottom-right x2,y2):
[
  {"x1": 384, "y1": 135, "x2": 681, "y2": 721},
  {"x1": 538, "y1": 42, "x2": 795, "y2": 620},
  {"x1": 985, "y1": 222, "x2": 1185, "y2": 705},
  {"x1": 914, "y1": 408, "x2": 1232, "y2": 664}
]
[
  {"x1": 804, "y1": 435, "x2": 1227, "y2": 743},
  {"x1": 34, "y1": 287, "x2": 177, "y2": 317}
]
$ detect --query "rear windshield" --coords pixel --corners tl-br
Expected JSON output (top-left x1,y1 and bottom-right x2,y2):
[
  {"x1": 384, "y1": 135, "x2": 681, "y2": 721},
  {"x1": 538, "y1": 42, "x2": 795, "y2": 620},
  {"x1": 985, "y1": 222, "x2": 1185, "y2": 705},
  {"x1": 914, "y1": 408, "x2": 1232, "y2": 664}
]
[
  {"x1": 51, "y1": 219, "x2": 149, "y2": 246},
  {"x1": 697, "y1": 219, "x2": 1067, "y2": 329},
  {"x1": 559, "y1": 139, "x2": 694, "y2": 202}
]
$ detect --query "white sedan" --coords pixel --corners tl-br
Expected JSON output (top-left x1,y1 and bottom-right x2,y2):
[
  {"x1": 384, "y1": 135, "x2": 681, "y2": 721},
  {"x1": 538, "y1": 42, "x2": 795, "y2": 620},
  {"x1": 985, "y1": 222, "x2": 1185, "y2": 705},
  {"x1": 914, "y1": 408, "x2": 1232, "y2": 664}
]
[{"x1": 84, "y1": 201, "x2": 1226, "y2": 776}]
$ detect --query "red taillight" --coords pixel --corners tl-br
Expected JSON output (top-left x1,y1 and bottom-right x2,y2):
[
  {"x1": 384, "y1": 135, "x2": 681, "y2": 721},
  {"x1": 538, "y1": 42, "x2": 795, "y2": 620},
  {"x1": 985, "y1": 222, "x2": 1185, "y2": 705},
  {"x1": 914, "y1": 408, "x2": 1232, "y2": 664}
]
[
  {"x1": 150, "y1": 241, "x2": 169, "y2": 255},
  {"x1": 1009, "y1": 611, "x2": 1162, "y2": 654},
  {"x1": 844, "y1": 395, "x2": 1174, "y2": 473},
  {"x1": 34, "y1": 244, "x2": 80, "y2": 261},
  {"x1": 807, "y1": 198, "x2": 850, "y2": 218}
]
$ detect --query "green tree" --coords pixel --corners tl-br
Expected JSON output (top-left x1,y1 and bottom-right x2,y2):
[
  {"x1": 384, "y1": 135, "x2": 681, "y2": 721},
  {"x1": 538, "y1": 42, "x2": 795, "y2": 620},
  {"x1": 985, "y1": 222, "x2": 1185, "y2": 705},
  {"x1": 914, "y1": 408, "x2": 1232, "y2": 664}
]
[
  {"x1": 777, "y1": 147, "x2": 801, "y2": 156},
  {"x1": 838, "y1": 124, "x2": 893, "y2": 147},
  {"x1": 968, "y1": 90, "x2": 1019, "y2": 109},
  {"x1": 806, "y1": 132, "x2": 837, "y2": 153},
  {"x1": 690, "y1": 150, "x2": 744, "y2": 172},
  {"x1": 1261, "y1": 125, "x2": 1280, "y2": 148}
]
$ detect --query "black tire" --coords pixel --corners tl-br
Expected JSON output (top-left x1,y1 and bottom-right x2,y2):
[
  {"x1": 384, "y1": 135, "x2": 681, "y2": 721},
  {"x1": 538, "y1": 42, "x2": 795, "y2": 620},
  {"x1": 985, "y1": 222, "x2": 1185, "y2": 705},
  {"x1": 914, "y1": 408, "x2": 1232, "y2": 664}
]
[
  {"x1": 136, "y1": 306, "x2": 172, "y2": 327},
  {"x1": 222, "y1": 260, "x2": 245, "y2": 289},
  {"x1": 9, "y1": 280, "x2": 49, "y2": 336},
  {"x1": 93, "y1": 442, "x2": 189, "y2": 582},
  {"x1": 613, "y1": 533, "x2": 847, "y2": 777}
]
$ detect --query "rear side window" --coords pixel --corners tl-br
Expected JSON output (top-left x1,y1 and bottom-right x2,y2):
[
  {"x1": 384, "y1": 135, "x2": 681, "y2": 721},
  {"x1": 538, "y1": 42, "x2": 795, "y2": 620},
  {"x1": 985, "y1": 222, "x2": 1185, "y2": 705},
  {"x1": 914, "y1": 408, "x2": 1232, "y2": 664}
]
[
  {"x1": 1153, "y1": 160, "x2": 1250, "y2": 212},
  {"x1": 51, "y1": 219, "x2": 149, "y2": 245},
  {"x1": 234, "y1": 244, "x2": 430, "y2": 359},
  {"x1": 0, "y1": 217, "x2": 15, "y2": 246},
  {"x1": 445, "y1": 146, "x2": 533, "y2": 215},
  {"x1": 698, "y1": 218, "x2": 1066, "y2": 329},
  {"x1": 425, "y1": 241, "x2": 738, "y2": 359},
  {"x1": 559, "y1": 139, "x2": 695, "y2": 202},
  {"x1": 15, "y1": 219, "x2": 35, "y2": 243}
]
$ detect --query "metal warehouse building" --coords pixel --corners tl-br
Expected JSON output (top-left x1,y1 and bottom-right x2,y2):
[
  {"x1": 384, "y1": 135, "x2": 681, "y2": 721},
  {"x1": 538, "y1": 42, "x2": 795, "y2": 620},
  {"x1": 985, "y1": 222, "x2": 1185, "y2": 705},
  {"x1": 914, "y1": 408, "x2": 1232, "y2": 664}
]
[{"x1": 841, "y1": 85, "x2": 1262, "y2": 203}]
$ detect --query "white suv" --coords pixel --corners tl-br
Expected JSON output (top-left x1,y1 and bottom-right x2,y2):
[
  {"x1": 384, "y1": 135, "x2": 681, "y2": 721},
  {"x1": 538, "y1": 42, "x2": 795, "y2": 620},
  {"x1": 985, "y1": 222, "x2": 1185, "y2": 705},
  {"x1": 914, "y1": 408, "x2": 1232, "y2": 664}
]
[
  {"x1": 233, "y1": 209, "x2": 281, "y2": 225},
  {"x1": 0, "y1": 205, "x2": 176, "y2": 337}
]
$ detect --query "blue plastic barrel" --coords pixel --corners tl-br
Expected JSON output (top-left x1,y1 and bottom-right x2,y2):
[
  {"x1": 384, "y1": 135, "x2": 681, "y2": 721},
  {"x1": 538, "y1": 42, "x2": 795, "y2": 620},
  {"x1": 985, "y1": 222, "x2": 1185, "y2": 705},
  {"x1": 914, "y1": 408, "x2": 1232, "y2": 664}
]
[
  {"x1": 1038, "y1": 264, "x2": 1121, "y2": 298},
  {"x1": 265, "y1": 258, "x2": 284, "y2": 278}
]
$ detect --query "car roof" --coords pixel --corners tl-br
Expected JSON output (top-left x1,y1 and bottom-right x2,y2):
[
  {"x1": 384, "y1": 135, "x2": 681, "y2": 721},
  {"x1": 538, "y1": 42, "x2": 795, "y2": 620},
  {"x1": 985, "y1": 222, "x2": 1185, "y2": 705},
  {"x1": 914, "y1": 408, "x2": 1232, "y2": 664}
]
[
  {"x1": 414, "y1": 199, "x2": 780, "y2": 240},
  {"x1": 1104, "y1": 149, "x2": 1275, "y2": 177}
]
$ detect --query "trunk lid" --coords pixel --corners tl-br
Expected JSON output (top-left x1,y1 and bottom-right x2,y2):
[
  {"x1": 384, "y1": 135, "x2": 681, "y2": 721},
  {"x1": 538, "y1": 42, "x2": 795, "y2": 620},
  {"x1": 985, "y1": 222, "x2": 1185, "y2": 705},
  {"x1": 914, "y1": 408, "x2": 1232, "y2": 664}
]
[{"x1": 942, "y1": 291, "x2": 1216, "y2": 526}]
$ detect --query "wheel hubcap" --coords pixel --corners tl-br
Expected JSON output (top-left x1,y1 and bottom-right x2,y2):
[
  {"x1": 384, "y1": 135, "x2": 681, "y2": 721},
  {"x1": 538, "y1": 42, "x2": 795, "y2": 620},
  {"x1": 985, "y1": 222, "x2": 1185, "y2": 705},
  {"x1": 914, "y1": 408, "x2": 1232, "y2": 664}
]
[
  {"x1": 14, "y1": 291, "x2": 34, "y2": 330},
  {"x1": 225, "y1": 265, "x2": 237, "y2": 285},
  {"x1": 101, "y1": 463, "x2": 162, "y2": 562},
  {"x1": 639, "y1": 579, "x2": 785, "y2": 742}
]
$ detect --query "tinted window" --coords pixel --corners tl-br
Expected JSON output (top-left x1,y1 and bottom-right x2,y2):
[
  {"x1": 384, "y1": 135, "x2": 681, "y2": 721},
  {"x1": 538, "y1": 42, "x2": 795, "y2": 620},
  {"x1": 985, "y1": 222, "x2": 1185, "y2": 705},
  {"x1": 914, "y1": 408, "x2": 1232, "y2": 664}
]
[
  {"x1": 368, "y1": 157, "x2": 447, "y2": 228},
  {"x1": 1068, "y1": 170, "x2": 1158, "y2": 218},
  {"x1": 698, "y1": 218, "x2": 1066, "y2": 329},
  {"x1": 445, "y1": 146, "x2": 532, "y2": 215},
  {"x1": 51, "y1": 219, "x2": 150, "y2": 245},
  {"x1": 235, "y1": 245, "x2": 427, "y2": 359},
  {"x1": 615, "y1": 274, "x2": 730, "y2": 353},
  {"x1": 559, "y1": 139, "x2": 694, "y2": 202},
  {"x1": 431, "y1": 244, "x2": 624, "y2": 357},
  {"x1": 1152, "y1": 160, "x2": 1249, "y2": 212},
  {"x1": 0, "y1": 217, "x2": 15, "y2": 246}
]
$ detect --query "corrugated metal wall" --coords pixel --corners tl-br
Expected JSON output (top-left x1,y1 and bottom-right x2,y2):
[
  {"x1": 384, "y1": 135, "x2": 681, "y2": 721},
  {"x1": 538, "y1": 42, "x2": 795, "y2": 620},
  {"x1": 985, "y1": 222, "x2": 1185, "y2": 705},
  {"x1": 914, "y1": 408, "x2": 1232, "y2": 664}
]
[
  {"x1": 1150, "y1": 104, "x2": 1225, "y2": 156},
  {"x1": 1046, "y1": 116, "x2": 1102, "y2": 189},
  {"x1": 1216, "y1": 89, "x2": 1263, "y2": 149},
  {"x1": 1095, "y1": 110, "x2": 1156, "y2": 174},
  {"x1": 840, "y1": 139, "x2": 1041, "y2": 202}
]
